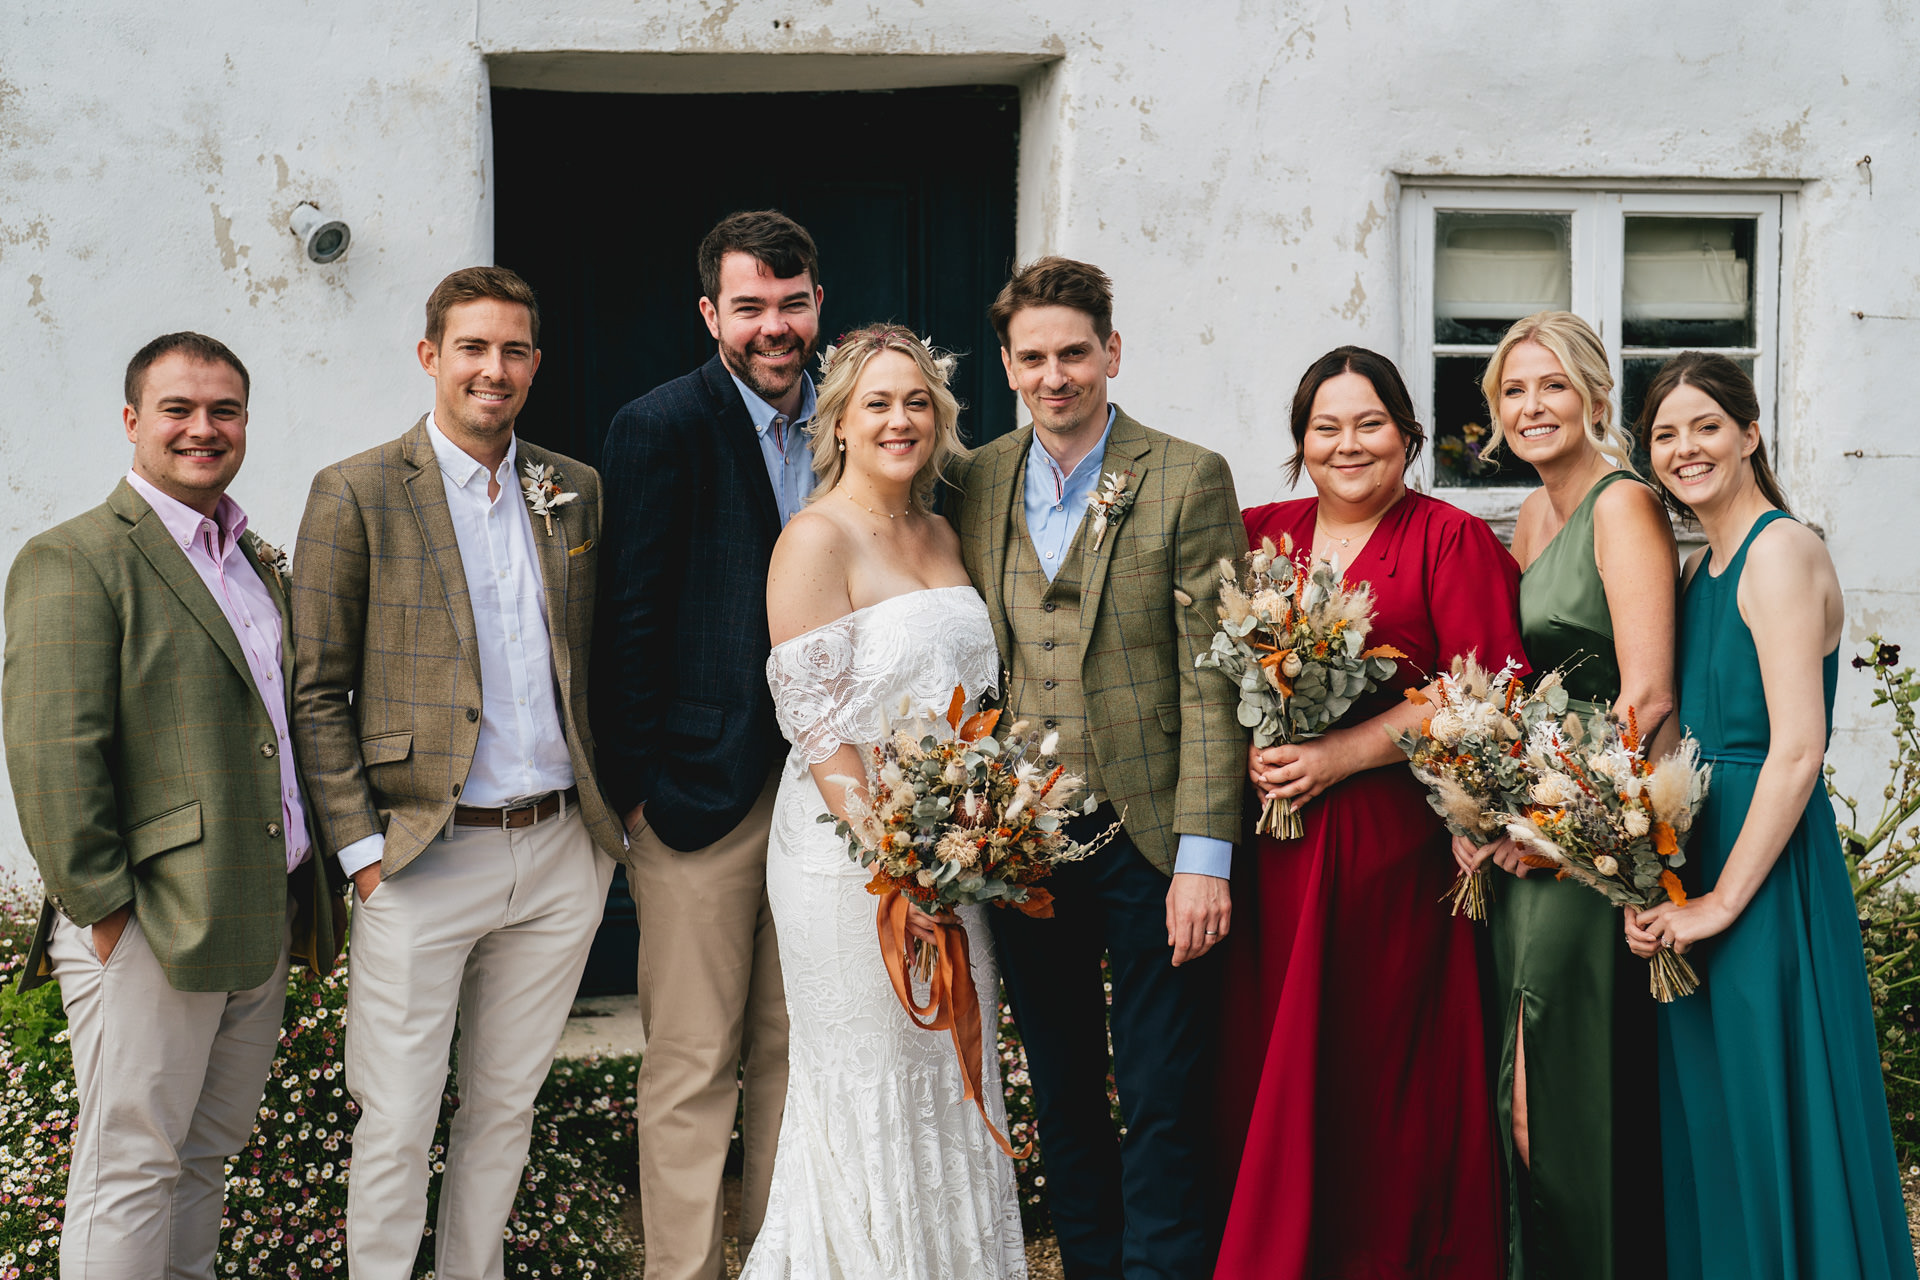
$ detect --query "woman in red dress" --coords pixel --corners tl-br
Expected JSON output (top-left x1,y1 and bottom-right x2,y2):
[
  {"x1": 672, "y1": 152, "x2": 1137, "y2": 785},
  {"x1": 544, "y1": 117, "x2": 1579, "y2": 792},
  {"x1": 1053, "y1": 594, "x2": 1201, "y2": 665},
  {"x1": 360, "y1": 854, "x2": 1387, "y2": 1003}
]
[{"x1": 1215, "y1": 347, "x2": 1526, "y2": 1278}]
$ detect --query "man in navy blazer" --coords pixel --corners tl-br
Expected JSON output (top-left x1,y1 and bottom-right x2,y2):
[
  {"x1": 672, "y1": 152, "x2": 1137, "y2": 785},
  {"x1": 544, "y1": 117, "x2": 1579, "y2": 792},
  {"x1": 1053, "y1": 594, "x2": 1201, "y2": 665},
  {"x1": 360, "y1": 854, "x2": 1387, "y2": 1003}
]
[{"x1": 592, "y1": 209, "x2": 821, "y2": 1280}]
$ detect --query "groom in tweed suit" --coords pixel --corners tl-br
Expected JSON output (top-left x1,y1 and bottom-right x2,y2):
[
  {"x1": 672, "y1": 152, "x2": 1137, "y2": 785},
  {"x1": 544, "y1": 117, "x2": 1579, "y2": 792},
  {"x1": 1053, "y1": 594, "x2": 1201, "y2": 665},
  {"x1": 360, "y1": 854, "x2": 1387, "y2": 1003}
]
[
  {"x1": 945, "y1": 258, "x2": 1246, "y2": 1279},
  {"x1": 4, "y1": 332, "x2": 342, "y2": 1279},
  {"x1": 292, "y1": 267, "x2": 623, "y2": 1278}
]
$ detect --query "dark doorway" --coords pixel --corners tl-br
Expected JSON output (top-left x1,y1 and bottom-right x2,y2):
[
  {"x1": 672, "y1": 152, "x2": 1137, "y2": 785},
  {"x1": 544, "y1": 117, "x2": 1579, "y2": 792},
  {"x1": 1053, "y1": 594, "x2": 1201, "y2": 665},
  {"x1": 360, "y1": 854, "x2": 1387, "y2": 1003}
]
[
  {"x1": 493, "y1": 84, "x2": 1022, "y2": 468},
  {"x1": 493, "y1": 84, "x2": 1020, "y2": 997}
]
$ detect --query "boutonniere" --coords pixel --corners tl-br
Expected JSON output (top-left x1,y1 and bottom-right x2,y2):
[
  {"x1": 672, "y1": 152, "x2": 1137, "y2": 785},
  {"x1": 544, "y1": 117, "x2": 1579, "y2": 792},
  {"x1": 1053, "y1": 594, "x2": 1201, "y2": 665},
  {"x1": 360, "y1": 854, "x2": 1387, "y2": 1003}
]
[
  {"x1": 521, "y1": 462, "x2": 578, "y2": 536},
  {"x1": 247, "y1": 532, "x2": 290, "y2": 588},
  {"x1": 1086, "y1": 470, "x2": 1138, "y2": 553}
]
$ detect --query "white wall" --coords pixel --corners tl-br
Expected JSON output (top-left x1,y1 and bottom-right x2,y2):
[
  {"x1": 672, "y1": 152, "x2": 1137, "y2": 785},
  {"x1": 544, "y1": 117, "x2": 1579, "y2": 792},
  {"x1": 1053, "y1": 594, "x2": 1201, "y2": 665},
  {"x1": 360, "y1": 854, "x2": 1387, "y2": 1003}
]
[{"x1": 2, "y1": 0, "x2": 1917, "y2": 875}]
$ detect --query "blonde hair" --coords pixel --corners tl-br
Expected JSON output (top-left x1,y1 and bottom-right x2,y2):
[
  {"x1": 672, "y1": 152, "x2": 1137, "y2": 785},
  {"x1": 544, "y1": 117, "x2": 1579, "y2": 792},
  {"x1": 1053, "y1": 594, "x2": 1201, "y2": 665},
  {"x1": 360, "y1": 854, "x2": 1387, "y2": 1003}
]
[
  {"x1": 1479, "y1": 311, "x2": 1635, "y2": 472},
  {"x1": 807, "y1": 323, "x2": 968, "y2": 512}
]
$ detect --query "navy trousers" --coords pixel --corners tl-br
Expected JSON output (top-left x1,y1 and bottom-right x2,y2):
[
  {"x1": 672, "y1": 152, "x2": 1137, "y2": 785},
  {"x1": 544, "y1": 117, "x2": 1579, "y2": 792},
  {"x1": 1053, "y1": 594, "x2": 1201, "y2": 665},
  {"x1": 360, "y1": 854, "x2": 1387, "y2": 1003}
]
[{"x1": 991, "y1": 806, "x2": 1222, "y2": 1280}]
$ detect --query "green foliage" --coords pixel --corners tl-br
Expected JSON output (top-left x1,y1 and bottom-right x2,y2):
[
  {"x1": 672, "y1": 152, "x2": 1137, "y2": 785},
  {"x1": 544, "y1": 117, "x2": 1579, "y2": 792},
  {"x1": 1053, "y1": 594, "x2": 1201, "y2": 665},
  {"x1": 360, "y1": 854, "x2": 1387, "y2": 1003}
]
[{"x1": 1836, "y1": 636, "x2": 1920, "y2": 1161}]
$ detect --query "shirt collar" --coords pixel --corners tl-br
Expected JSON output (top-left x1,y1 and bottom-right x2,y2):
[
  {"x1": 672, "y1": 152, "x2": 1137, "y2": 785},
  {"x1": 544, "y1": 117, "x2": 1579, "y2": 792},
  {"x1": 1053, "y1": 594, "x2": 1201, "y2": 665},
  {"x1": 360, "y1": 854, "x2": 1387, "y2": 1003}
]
[
  {"x1": 126, "y1": 470, "x2": 249, "y2": 553},
  {"x1": 729, "y1": 369, "x2": 818, "y2": 440},
  {"x1": 426, "y1": 413, "x2": 518, "y2": 492},
  {"x1": 1028, "y1": 405, "x2": 1118, "y2": 491}
]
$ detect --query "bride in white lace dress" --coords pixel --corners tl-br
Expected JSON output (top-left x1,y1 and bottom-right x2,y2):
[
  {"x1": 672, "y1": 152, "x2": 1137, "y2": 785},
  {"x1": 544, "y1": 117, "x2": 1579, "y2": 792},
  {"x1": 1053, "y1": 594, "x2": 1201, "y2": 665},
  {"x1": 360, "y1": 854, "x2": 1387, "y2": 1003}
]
[{"x1": 744, "y1": 325, "x2": 1027, "y2": 1280}]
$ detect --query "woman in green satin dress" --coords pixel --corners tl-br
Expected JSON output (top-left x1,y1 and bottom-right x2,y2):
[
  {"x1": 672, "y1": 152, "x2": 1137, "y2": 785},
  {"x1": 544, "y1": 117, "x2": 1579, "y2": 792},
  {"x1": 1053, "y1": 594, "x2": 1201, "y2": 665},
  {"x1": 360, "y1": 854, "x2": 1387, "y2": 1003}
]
[
  {"x1": 1627, "y1": 353, "x2": 1914, "y2": 1280},
  {"x1": 1456, "y1": 312, "x2": 1679, "y2": 1278}
]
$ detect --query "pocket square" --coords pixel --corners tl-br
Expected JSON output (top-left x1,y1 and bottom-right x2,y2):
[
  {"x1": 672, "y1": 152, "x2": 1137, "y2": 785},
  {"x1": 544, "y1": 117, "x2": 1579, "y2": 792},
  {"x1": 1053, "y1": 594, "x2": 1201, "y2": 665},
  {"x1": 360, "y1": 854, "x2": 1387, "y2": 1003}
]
[{"x1": 568, "y1": 539, "x2": 594, "y2": 557}]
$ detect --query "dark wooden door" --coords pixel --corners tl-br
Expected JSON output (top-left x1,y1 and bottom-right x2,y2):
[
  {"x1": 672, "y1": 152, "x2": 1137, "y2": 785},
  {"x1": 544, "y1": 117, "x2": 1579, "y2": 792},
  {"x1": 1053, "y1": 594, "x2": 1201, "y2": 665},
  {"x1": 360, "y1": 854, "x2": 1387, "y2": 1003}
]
[
  {"x1": 493, "y1": 85, "x2": 1019, "y2": 997},
  {"x1": 493, "y1": 85, "x2": 1021, "y2": 468}
]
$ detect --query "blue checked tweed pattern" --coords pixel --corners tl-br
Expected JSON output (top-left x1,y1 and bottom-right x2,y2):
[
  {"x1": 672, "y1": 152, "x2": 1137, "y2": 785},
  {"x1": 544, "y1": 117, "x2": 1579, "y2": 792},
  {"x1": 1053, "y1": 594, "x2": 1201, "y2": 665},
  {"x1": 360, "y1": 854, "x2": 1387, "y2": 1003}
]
[
  {"x1": 946, "y1": 409, "x2": 1248, "y2": 875},
  {"x1": 290, "y1": 418, "x2": 625, "y2": 876}
]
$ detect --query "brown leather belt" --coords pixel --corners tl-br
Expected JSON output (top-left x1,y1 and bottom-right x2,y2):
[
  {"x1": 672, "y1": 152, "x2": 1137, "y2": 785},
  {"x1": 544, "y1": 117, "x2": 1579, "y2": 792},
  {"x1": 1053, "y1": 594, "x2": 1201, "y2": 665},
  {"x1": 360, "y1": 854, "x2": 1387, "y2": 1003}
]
[{"x1": 453, "y1": 786, "x2": 578, "y2": 830}]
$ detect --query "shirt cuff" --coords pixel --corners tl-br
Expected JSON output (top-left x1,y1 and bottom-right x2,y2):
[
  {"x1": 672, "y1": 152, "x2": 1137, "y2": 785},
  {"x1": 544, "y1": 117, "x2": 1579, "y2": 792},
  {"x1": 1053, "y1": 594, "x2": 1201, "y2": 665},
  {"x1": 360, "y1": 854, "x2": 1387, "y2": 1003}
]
[
  {"x1": 335, "y1": 833, "x2": 384, "y2": 877},
  {"x1": 1173, "y1": 834, "x2": 1232, "y2": 880}
]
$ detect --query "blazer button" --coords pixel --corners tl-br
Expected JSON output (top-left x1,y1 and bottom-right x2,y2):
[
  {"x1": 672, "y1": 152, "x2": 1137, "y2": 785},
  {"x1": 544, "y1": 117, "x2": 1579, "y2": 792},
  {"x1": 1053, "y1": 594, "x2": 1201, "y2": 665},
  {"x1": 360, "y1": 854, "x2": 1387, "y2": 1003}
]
[
  {"x1": 1043, "y1": 679, "x2": 1056, "y2": 690},
  {"x1": 452, "y1": 783, "x2": 462, "y2": 797},
  {"x1": 260, "y1": 742, "x2": 277, "y2": 757},
  {"x1": 1043, "y1": 602, "x2": 1057, "y2": 613},
  {"x1": 466, "y1": 707, "x2": 479, "y2": 722},
  {"x1": 266, "y1": 822, "x2": 283, "y2": 838},
  {"x1": 1041, "y1": 640, "x2": 1055, "y2": 651},
  {"x1": 1044, "y1": 719, "x2": 1059, "y2": 729}
]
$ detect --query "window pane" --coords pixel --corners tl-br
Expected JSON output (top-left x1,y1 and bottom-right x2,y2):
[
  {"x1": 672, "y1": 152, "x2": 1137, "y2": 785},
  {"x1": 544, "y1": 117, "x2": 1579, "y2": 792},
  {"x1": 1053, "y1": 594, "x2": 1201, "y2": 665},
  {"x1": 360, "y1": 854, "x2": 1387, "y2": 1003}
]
[
  {"x1": 1434, "y1": 212, "x2": 1572, "y2": 345},
  {"x1": 1620, "y1": 354, "x2": 1755, "y2": 474},
  {"x1": 1432, "y1": 354, "x2": 1543, "y2": 488},
  {"x1": 1622, "y1": 217, "x2": 1756, "y2": 348}
]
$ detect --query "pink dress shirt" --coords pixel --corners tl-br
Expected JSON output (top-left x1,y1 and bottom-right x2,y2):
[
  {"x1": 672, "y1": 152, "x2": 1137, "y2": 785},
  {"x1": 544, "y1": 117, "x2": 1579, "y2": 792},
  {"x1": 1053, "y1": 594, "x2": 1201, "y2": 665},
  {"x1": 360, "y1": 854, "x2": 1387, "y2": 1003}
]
[{"x1": 126, "y1": 472, "x2": 311, "y2": 872}]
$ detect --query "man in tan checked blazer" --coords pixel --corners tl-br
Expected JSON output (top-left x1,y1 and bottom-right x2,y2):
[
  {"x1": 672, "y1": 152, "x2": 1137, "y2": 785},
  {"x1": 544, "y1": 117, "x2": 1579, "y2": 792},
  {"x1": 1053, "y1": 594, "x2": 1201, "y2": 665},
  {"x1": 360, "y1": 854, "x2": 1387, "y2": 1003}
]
[
  {"x1": 944, "y1": 258, "x2": 1247, "y2": 1279},
  {"x1": 4, "y1": 331, "x2": 343, "y2": 1280},
  {"x1": 291, "y1": 267, "x2": 623, "y2": 1279}
]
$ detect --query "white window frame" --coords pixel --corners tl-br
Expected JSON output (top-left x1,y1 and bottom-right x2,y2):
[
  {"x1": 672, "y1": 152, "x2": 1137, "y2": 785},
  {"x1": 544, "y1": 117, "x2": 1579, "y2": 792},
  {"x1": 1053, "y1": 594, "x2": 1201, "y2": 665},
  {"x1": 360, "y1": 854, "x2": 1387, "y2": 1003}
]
[{"x1": 1397, "y1": 179, "x2": 1797, "y2": 532}]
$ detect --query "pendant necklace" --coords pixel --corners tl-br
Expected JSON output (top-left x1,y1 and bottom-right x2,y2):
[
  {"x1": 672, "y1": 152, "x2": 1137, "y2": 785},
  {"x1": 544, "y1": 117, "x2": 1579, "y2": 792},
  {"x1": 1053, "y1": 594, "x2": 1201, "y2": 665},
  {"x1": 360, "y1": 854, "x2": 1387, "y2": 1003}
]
[{"x1": 842, "y1": 488, "x2": 912, "y2": 521}]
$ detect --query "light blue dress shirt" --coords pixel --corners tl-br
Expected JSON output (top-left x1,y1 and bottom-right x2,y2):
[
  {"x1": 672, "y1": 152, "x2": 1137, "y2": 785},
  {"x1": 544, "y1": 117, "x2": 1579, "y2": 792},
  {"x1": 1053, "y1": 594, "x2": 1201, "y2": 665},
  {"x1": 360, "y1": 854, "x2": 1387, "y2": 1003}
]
[
  {"x1": 730, "y1": 370, "x2": 817, "y2": 528},
  {"x1": 1022, "y1": 407, "x2": 1233, "y2": 881}
]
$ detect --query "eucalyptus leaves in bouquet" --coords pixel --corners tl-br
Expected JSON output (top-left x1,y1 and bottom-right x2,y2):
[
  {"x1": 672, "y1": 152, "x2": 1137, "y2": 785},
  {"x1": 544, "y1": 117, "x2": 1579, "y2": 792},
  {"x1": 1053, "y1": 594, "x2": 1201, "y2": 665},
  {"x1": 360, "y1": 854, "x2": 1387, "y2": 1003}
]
[{"x1": 1186, "y1": 534, "x2": 1404, "y2": 838}]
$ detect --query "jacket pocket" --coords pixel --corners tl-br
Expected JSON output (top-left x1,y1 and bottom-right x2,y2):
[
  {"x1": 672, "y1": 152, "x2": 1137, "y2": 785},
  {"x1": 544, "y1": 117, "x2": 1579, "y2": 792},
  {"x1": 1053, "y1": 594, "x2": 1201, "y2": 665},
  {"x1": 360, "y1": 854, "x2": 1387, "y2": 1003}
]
[
  {"x1": 124, "y1": 800, "x2": 203, "y2": 866},
  {"x1": 360, "y1": 731, "x2": 414, "y2": 767},
  {"x1": 1156, "y1": 702, "x2": 1182, "y2": 735},
  {"x1": 666, "y1": 699, "x2": 725, "y2": 743}
]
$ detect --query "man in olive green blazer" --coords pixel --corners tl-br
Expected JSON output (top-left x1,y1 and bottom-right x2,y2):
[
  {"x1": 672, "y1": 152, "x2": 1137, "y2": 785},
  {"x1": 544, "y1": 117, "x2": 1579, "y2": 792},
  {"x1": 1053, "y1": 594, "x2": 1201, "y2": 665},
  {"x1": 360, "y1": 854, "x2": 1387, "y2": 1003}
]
[
  {"x1": 291, "y1": 267, "x2": 623, "y2": 1280},
  {"x1": 3, "y1": 332, "x2": 341, "y2": 1280},
  {"x1": 943, "y1": 258, "x2": 1246, "y2": 1278}
]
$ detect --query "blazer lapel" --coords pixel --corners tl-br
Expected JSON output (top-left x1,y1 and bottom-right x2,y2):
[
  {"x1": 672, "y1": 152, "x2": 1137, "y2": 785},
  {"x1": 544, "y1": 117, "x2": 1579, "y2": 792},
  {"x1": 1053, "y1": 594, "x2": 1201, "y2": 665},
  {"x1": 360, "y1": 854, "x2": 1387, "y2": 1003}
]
[
  {"x1": 400, "y1": 418, "x2": 484, "y2": 682},
  {"x1": 1077, "y1": 408, "x2": 1155, "y2": 640},
  {"x1": 701, "y1": 356, "x2": 783, "y2": 545},
  {"x1": 982, "y1": 427, "x2": 1033, "y2": 665},
  {"x1": 517, "y1": 440, "x2": 573, "y2": 683},
  {"x1": 113, "y1": 481, "x2": 267, "y2": 707}
]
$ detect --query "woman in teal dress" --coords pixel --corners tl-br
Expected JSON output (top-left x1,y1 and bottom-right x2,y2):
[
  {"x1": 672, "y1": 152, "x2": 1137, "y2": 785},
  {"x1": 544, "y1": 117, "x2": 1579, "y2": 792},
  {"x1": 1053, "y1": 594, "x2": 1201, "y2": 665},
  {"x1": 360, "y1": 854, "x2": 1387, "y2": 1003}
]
[
  {"x1": 1628, "y1": 352, "x2": 1915, "y2": 1279},
  {"x1": 1458, "y1": 313, "x2": 1678, "y2": 1278}
]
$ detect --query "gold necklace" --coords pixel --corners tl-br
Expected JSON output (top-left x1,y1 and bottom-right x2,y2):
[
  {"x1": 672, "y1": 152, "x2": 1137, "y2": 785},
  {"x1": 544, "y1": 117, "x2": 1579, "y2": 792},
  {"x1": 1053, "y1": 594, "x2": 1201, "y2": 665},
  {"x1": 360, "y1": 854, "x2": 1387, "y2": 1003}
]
[{"x1": 841, "y1": 488, "x2": 912, "y2": 521}]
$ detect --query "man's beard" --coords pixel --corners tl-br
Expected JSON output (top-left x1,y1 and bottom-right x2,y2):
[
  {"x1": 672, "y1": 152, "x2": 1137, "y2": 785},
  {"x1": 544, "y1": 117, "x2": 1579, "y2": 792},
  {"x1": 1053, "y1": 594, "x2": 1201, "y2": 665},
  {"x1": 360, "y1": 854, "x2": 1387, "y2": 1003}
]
[{"x1": 721, "y1": 333, "x2": 817, "y2": 405}]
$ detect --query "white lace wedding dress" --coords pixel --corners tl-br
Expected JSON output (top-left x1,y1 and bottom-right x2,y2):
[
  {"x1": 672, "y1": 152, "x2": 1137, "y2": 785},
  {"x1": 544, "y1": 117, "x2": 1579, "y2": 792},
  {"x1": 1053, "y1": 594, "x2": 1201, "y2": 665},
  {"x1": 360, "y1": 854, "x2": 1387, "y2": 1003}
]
[{"x1": 744, "y1": 585, "x2": 1028, "y2": 1280}]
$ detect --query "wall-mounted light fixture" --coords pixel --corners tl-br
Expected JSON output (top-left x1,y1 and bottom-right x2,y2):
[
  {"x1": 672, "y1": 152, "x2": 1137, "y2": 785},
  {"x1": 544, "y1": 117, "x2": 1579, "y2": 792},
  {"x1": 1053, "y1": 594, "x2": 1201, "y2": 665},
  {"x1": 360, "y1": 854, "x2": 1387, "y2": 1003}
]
[{"x1": 289, "y1": 202, "x2": 350, "y2": 265}]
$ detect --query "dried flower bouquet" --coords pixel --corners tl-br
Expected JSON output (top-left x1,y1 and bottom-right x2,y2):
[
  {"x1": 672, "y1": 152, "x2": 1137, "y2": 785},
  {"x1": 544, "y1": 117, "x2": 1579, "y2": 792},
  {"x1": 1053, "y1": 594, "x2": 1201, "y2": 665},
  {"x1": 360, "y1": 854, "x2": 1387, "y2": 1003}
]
[
  {"x1": 1189, "y1": 535, "x2": 1405, "y2": 839},
  {"x1": 821, "y1": 687, "x2": 1119, "y2": 1155},
  {"x1": 1392, "y1": 654, "x2": 1568, "y2": 922},
  {"x1": 1501, "y1": 706, "x2": 1713, "y2": 1001}
]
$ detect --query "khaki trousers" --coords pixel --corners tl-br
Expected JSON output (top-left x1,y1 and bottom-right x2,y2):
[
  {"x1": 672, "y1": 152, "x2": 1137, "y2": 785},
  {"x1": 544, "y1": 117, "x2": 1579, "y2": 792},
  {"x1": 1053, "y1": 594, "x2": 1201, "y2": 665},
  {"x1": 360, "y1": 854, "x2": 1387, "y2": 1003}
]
[
  {"x1": 631, "y1": 772, "x2": 788, "y2": 1280},
  {"x1": 49, "y1": 907, "x2": 290, "y2": 1280},
  {"x1": 343, "y1": 807, "x2": 616, "y2": 1280}
]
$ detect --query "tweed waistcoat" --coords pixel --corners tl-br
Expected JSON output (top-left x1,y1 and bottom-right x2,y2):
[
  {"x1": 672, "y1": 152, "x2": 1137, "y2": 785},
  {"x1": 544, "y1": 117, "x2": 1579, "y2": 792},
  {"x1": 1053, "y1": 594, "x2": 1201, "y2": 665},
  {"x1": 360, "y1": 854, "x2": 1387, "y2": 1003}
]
[{"x1": 1002, "y1": 499, "x2": 1104, "y2": 800}]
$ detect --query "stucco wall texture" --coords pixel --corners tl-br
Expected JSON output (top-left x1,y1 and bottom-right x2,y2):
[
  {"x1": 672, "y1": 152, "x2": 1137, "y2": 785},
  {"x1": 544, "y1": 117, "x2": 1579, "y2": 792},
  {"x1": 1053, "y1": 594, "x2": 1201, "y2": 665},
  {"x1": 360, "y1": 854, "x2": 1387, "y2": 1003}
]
[{"x1": 0, "y1": 0, "x2": 1916, "y2": 875}]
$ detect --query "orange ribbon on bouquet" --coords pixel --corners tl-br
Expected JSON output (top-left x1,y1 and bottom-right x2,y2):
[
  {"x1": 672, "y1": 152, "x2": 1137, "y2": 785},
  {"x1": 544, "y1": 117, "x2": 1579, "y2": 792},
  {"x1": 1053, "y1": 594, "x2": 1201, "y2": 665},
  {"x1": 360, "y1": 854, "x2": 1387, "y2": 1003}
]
[{"x1": 876, "y1": 891, "x2": 1031, "y2": 1160}]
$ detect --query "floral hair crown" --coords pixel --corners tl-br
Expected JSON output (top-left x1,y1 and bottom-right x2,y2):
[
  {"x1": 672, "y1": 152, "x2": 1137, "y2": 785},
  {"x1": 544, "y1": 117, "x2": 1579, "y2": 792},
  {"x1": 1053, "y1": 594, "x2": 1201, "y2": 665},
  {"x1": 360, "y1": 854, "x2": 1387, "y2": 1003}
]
[{"x1": 817, "y1": 326, "x2": 959, "y2": 388}]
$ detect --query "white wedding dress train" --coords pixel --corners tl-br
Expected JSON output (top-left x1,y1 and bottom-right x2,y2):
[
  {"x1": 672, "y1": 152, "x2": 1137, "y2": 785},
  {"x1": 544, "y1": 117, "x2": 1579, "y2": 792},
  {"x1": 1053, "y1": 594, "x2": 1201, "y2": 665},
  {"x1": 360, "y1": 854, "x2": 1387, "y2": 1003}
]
[{"x1": 743, "y1": 585, "x2": 1027, "y2": 1280}]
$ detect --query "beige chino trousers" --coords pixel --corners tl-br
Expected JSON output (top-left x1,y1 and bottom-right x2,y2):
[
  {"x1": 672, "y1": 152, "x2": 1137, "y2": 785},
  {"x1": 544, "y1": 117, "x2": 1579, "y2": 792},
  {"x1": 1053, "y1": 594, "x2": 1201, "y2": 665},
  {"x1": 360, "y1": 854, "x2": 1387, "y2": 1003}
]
[
  {"x1": 630, "y1": 772, "x2": 788, "y2": 1280},
  {"x1": 49, "y1": 906, "x2": 291, "y2": 1280},
  {"x1": 343, "y1": 806, "x2": 616, "y2": 1280}
]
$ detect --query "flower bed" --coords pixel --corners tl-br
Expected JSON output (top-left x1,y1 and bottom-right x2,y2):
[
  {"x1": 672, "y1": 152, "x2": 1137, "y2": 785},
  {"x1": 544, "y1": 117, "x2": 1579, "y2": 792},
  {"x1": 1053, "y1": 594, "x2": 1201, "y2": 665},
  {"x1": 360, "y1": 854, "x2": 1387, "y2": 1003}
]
[{"x1": 0, "y1": 887, "x2": 639, "y2": 1278}]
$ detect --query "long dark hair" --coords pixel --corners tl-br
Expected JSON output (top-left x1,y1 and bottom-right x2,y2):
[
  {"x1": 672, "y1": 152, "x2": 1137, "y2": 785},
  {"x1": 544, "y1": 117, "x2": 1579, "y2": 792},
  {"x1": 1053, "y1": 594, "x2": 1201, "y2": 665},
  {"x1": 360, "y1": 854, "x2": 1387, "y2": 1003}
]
[
  {"x1": 1634, "y1": 351, "x2": 1789, "y2": 522},
  {"x1": 1285, "y1": 346, "x2": 1426, "y2": 486}
]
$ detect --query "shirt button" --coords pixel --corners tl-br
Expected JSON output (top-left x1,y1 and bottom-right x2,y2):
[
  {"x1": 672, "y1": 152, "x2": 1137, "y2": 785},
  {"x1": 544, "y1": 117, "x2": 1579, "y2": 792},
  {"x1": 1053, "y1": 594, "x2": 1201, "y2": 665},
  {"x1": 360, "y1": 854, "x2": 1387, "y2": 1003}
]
[
  {"x1": 260, "y1": 742, "x2": 277, "y2": 757},
  {"x1": 266, "y1": 822, "x2": 282, "y2": 838},
  {"x1": 499, "y1": 571, "x2": 508, "y2": 579},
  {"x1": 1044, "y1": 551, "x2": 1055, "y2": 560},
  {"x1": 1042, "y1": 640, "x2": 1055, "y2": 651},
  {"x1": 1055, "y1": 503, "x2": 1064, "y2": 512}
]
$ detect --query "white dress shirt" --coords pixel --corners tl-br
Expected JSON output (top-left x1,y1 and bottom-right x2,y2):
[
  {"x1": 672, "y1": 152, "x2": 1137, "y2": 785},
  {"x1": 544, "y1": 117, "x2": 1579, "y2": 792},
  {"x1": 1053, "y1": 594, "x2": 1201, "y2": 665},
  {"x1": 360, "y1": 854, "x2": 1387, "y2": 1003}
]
[
  {"x1": 125, "y1": 472, "x2": 310, "y2": 872},
  {"x1": 334, "y1": 417, "x2": 575, "y2": 876}
]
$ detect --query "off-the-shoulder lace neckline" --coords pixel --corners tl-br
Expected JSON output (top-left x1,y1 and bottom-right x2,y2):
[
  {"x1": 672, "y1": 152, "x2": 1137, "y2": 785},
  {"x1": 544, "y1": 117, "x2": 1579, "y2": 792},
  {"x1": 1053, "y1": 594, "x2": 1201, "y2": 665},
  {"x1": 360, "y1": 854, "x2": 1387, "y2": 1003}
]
[{"x1": 770, "y1": 584, "x2": 982, "y2": 654}]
